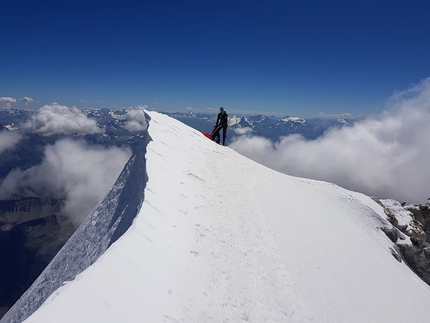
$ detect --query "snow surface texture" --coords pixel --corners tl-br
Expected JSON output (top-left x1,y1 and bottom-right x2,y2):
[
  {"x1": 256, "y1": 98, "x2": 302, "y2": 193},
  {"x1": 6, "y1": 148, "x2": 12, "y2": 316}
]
[
  {"x1": 1, "y1": 114, "x2": 150, "y2": 323},
  {"x1": 8, "y1": 111, "x2": 430, "y2": 322}
]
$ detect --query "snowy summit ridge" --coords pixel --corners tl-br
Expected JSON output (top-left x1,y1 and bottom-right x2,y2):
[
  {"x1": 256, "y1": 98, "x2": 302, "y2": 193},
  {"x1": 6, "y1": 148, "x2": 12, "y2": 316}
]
[{"x1": 4, "y1": 111, "x2": 430, "y2": 322}]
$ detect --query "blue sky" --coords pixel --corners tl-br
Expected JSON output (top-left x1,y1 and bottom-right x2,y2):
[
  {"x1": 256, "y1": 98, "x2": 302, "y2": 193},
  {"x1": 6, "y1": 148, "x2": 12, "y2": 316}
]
[{"x1": 1, "y1": 0, "x2": 430, "y2": 117}]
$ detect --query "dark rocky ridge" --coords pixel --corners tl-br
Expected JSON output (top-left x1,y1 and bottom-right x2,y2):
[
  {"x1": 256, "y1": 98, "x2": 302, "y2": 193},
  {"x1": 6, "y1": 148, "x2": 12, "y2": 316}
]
[{"x1": 0, "y1": 197, "x2": 74, "y2": 318}]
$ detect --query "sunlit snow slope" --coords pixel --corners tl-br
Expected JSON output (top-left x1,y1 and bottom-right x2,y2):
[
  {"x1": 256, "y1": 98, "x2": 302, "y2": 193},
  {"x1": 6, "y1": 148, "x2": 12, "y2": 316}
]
[{"x1": 13, "y1": 111, "x2": 430, "y2": 322}]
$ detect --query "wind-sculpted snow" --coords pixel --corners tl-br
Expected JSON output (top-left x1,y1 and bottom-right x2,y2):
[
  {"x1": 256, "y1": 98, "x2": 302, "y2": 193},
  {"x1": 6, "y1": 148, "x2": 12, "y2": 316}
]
[
  {"x1": 8, "y1": 111, "x2": 430, "y2": 323},
  {"x1": 0, "y1": 114, "x2": 151, "y2": 323}
]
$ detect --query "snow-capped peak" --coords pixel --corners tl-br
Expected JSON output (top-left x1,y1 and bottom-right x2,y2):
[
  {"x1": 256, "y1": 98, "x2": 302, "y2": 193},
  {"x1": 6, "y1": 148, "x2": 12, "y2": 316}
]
[
  {"x1": 281, "y1": 116, "x2": 306, "y2": 123},
  {"x1": 228, "y1": 115, "x2": 241, "y2": 126}
]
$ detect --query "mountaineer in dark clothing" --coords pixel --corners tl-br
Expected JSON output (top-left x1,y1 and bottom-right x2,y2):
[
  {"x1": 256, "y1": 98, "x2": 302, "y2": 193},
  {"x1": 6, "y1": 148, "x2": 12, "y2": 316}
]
[{"x1": 212, "y1": 107, "x2": 228, "y2": 145}]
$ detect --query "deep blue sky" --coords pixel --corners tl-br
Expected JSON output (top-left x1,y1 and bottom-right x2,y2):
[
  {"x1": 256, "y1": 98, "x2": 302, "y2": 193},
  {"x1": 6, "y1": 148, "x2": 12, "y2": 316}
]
[{"x1": 2, "y1": 0, "x2": 430, "y2": 117}]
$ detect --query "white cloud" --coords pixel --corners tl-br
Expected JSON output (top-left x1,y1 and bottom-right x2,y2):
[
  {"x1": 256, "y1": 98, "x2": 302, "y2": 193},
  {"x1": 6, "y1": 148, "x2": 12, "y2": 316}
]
[
  {"x1": 20, "y1": 97, "x2": 34, "y2": 105},
  {"x1": 230, "y1": 77, "x2": 430, "y2": 204},
  {"x1": 0, "y1": 139, "x2": 132, "y2": 226},
  {"x1": 0, "y1": 97, "x2": 17, "y2": 109},
  {"x1": 185, "y1": 106, "x2": 202, "y2": 113},
  {"x1": 233, "y1": 127, "x2": 253, "y2": 135},
  {"x1": 0, "y1": 131, "x2": 22, "y2": 154},
  {"x1": 23, "y1": 103, "x2": 105, "y2": 135},
  {"x1": 124, "y1": 106, "x2": 148, "y2": 132}
]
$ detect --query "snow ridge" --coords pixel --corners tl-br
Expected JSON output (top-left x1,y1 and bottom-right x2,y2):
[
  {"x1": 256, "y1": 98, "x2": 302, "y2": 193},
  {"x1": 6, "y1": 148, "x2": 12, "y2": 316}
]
[
  {"x1": 6, "y1": 111, "x2": 430, "y2": 323},
  {"x1": 1, "y1": 114, "x2": 151, "y2": 323}
]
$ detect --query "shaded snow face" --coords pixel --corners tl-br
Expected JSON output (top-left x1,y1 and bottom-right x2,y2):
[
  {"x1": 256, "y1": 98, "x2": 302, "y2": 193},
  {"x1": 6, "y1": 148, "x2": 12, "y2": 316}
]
[{"x1": 230, "y1": 77, "x2": 430, "y2": 203}]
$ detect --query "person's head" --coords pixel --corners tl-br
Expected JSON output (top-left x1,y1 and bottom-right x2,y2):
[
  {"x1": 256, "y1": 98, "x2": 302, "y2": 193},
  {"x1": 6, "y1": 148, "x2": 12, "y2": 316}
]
[{"x1": 220, "y1": 107, "x2": 224, "y2": 113}]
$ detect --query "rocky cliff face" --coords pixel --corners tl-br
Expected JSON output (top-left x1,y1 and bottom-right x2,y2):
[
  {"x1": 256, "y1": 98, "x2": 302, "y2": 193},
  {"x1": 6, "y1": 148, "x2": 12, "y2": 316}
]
[
  {"x1": 0, "y1": 197, "x2": 74, "y2": 319},
  {"x1": 376, "y1": 198, "x2": 430, "y2": 285},
  {"x1": 0, "y1": 198, "x2": 64, "y2": 229}
]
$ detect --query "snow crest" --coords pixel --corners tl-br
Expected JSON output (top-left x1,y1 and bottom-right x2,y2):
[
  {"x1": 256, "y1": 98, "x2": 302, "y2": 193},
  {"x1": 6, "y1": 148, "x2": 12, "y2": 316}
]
[{"x1": 6, "y1": 111, "x2": 430, "y2": 323}]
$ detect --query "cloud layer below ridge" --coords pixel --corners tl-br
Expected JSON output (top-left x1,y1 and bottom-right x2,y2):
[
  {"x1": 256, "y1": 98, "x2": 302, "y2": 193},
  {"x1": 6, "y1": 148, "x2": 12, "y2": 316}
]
[
  {"x1": 230, "y1": 78, "x2": 430, "y2": 203},
  {"x1": 0, "y1": 139, "x2": 132, "y2": 226},
  {"x1": 22, "y1": 104, "x2": 104, "y2": 135}
]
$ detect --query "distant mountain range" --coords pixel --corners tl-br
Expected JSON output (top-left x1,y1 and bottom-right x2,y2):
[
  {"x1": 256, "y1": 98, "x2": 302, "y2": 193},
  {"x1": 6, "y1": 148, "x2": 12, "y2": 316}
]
[
  {"x1": 0, "y1": 108, "x2": 363, "y2": 181},
  {"x1": 1, "y1": 109, "x2": 361, "y2": 172},
  {"x1": 163, "y1": 111, "x2": 361, "y2": 144},
  {"x1": 1, "y1": 108, "x2": 360, "y2": 142}
]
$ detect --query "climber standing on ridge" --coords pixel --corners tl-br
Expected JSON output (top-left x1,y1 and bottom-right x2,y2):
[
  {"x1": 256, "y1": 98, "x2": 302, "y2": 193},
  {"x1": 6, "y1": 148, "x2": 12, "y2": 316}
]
[{"x1": 212, "y1": 107, "x2": 228, "y2": 145}]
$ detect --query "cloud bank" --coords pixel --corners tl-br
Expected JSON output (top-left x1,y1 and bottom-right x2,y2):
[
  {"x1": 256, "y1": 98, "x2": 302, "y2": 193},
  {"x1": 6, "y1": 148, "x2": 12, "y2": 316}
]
[
  {"x1": 20, "y1": 97, "x2": 34, "y2": 105},
  {"x1": 124, "y1": 106, "x2": 148, "y2": 132},
  {"x1": 230, "y1": 78, "x2": 430, "y2": 203},
  {"x1": 233, "y1": 127, "x2": 253, "y2": 135},
  {"x1": 23, "y1": 103, "x2": 105, "y2": 135},
  {"x1": 0, "y1": 97, "x2": 17, "y2": 109},
  {"x1": 0, "y1": 139, "x2": 132, "y2": 226},
  {"x1": 0, "y1": 131, "x2": 22, "y2": 154}
]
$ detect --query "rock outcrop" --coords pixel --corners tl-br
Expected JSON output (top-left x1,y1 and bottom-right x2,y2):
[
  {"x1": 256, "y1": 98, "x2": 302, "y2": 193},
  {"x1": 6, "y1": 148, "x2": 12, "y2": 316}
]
[
  {"x1": 405, "y1": 203, "x2": 430, "y2": 243},
  {"x1": 376, "y1": 198, "x2": 430, "y2": 286}
]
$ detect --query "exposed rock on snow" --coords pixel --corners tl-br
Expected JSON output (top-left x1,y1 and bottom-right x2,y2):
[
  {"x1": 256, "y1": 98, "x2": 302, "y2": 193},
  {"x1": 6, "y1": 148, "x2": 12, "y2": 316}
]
[
  {"x1": 397, "y1": 243, "x2": 430, "y2": 284},
  {"x1": 378, "y1": 199, "x2": 430, "y2": 285},
  {"x1": 406, "y1": 203, "x2": 430, "y2": 242}
]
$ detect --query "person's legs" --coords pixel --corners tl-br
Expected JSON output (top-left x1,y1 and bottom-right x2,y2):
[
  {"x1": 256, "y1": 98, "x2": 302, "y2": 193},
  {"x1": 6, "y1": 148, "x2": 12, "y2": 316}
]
[
  {"x1": 211, "y1": 126, "x2": 221, "y2": 144},
  {"x1": 214, "y1": 129, "x2": 220, "y2": 144},
  {"x1": 222, "y1": 126, "x2": 227, "y2": 145}
]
